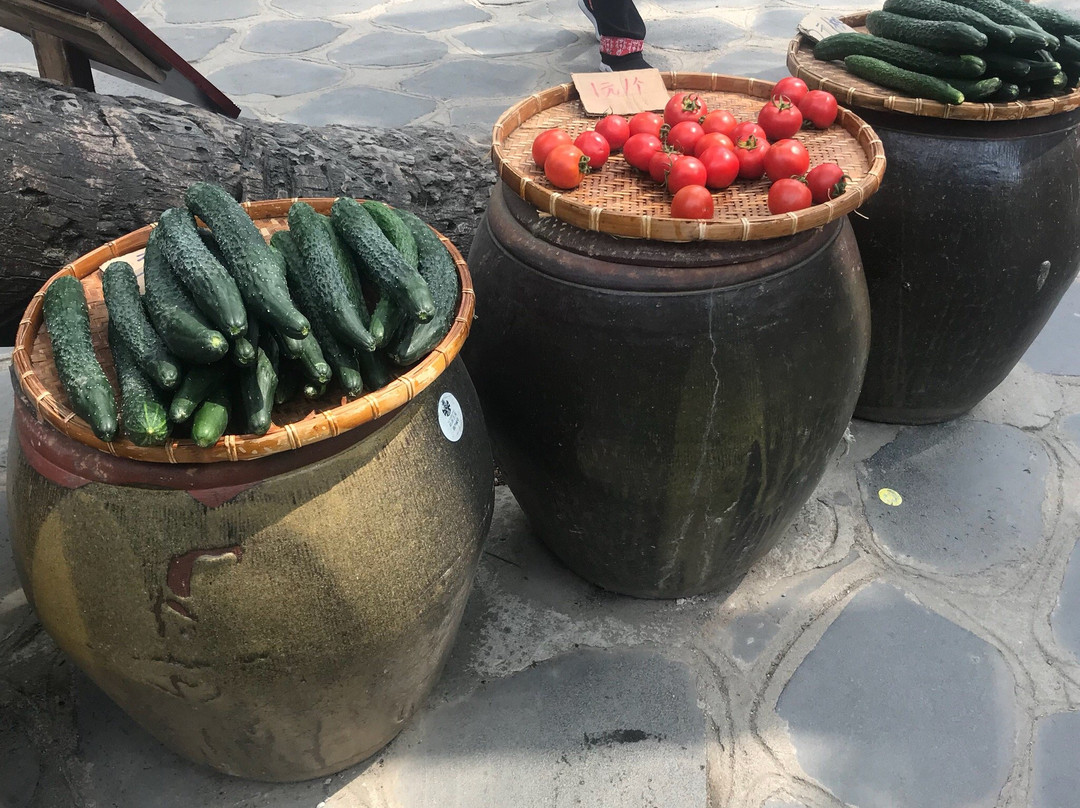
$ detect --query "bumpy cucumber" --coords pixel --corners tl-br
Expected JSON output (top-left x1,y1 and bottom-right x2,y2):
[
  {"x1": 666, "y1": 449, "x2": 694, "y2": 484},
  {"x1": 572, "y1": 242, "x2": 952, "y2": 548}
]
[
  {"x1": 357, "y1": 351, "x2": 391, "y2": 391},
  {"x1": 102, "y1": 261, "x2": 181, "y2": 391},
  {"x1": 330, "y1": 197, "x2": 436, "y2": 323},
  {"x1": 321, "y1": 216, "x2": 371, "y2": 328},
  {"x1": 43, "y1": 275, "x2": 118, "y2": 442},
  {"x1": 109, "y1": 323, "x2": 170, "y2": 446},
  {"x1": 361, "y1": 201, "x2": 419, "y2": 269},
  {"x1": 1002, "y1": 24, "x2": 1055, "y2": 53},
  {"x1": 191, "y1": 385, "x2": 231, "y2": 448},
  {"x1": 1028, "y1": 70, "x2": 1070, "y2": 93},
  {"x1": 275, "y1": 362, "x2": 299, "y2": 405},
  {"x1": 949, "y1": 0, "x2": 1056, "y2": 43},
  {"x1": 946, "y1": 75, "x2": 1003, "y2": 97},
  {"x1": 169, "y1": 363, "x2": 227, "y2": 423},
  {"x1": 987, "y1": 80, "x2": 1021, "y2": 99},
  {"x1": 865, "y1": 11, "x2": 989, "y2": 51},
  {"x1": 239, "y1": 347, "x2": 277, "y2": 436},
  {"x1": 982, "y1": 51, "x2": 1034, "y2": 78},
  {"x1": 997, "y1": 0, "x2": 1080, "y2": 36},
  {"x1": 369, "y1": 295, "x2": 406, "y2": 349},
  {"x1": 287, "y1": 201, "x2": 376, "y2": 352},
  {"x1": 184, "y1": 182, "x2": 310, "y2": 340},
  {"x1": 882, "y1": 0, "x2": 1015, "y2": 44},
  {"x1": 142, "y1": 229, "x2": 229, "y2": 364},
  {"x1": 156, "y1": 207, "x2": 247, "y2": 337},
  {"x1": 845, "y1": 54, "x2": 967, "y2": 102},
  {"x1": 387, "y1": 210, "x2": 461, "y2": 366},
  {"x1": 815, "y1": 32, "x2": 987, "y2": 76},
  {"x1": 302, "y1": 380, "x2": 328, "y2": 400}
]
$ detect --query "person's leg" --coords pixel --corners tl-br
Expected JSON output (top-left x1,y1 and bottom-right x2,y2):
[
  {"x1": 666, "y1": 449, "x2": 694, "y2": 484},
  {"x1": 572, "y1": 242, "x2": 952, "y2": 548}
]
[{"x1": 579, "y1": 0, "x2": 652, "y2": 71}]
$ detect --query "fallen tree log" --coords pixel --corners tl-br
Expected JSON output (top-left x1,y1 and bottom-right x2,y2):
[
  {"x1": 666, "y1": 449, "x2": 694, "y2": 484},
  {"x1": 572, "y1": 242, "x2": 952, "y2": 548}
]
[{"x1": 0, "y1": 70, "x2": 497, "y2": 343}]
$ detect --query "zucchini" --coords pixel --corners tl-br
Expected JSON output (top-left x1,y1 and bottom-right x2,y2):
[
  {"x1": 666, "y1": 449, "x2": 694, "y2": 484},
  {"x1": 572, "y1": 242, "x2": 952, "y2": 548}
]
[
  {"x1": 815, "y1": 32, "x2": 987, "y2": 77},
  {"x1": 882, "y1": 0, "x2": 1015, "y2": 44},
  {"x1": 191, "y1": 385, "x2": 231, "y2": 448},
  {"x1": 287, "y1": 201, "x2": 376, "y2": 352},
  {"x1": 142, "y1": 229, "x2": 229, "y2": 364},
  {"x1": 169, "y1": 362, "x2": 228, "y2": 423},
  {"x1": 997, "y1": 0, "x2": 1080, "y2": 36},
  {"x1": 330, "y1": 197, "x2": 436, "y2": 323},
  {"x1": 387, "y1": 210, "x2": 462, "y2": 366},
  {"x1": 361, "y1": 201, "x2": 420, "y2": 269},
  {"x1": 946, "y1": 75, "x2": 1003, "y2": 97},
  {"x1": 184, "y1": 182, "x2": 310, "y2": 340},
  {"x1": 156, "y1": 207, "x2": 248, "y2": 338},
  {"x1": 844, "y1": 54, "x2": 967, "y2": 103},
  {"x1": 865, "y1": 11, "x2": 989, "y2": 52},
  {"x1": 369, "y1": 295, "x2": 406, "y2": 349},
  {"x1": 987, "y1": 80, "x2": 1021, "y2": 99},
  {"x1": 239, "y1": 347, "x2": 277, "y2": 436},
  {"x1": 101, "y1": 260, "x2": 181, "y2": 391},
  {"x1": 982, "y1": 51, "x2": 1033, "y2": 78},
  {"x1": 109, "y1": 323, "x2": 171, "y2": 446},
  {"x1": 43, "y1": 275, "x2": 118, "y2": 442}
]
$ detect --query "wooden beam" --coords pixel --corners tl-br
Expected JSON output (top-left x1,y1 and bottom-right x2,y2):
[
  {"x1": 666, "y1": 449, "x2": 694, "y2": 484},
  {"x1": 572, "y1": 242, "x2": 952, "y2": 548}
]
[{"x1": 32, "y1": 30, "x2": 95, "y2": 90}]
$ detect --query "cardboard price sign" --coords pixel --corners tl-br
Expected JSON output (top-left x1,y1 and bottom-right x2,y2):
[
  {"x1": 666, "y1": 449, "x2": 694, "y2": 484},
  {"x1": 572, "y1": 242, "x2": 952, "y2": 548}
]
[{"x1": 572, "y1": 69, "x2": 670, "y2": 115}]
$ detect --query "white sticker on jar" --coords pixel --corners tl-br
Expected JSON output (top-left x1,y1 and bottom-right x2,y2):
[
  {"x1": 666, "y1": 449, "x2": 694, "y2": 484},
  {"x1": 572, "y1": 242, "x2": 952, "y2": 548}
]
[{"x1": 438, "y1": 393, "x2": 464, "y2": 442}]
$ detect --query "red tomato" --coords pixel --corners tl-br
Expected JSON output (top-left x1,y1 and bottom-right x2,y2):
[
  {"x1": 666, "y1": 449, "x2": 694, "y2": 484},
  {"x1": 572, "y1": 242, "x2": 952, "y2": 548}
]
[
  {"x1": 666, "y1": 121, "x2": 704, "y2": 155},
  {"x1": 771, "y1": 76, "x2": 809, "y2": 107},
  {"x1": 734, "y1": 135, "x2": 770, "y2": 180},
  {"x1": 694, "y1": 132, "x2": 735, "y2": 157},
  {"x1": 623, "y1": 133, "x2": 663, "y2": 171},
  {"x1": 649, "y1": 150, "x2": 680, "y2": 184},
  {"x1": 806, "y1": 162, "x2": 849, "y2": 203},
  {"x1": 629, "y1": 111, "x2": 665, "y2": 138},
  {"x1": 763, "y1": 138, "x2": 810, "y2": 182},
  {"x1": 532, "y1": 128, "x2": 573, "y2": 168},
  {"x1": 670, "y1": 185, "x2": 715, "y2": 219},
  {"x1": 664, "y1": 92, "x2": 708, "y2": 125},
  {"x1": 595, "y1": 114, "x2": 630, "y2": 150},
  {"x1": 574, "y1": 130, "x2": 611, "y2": 170},
  {"x1": 799, "y1": 90, "x2": 839, "y2": 129},
  {"x1": 731, "y1": 121, "x2": 768, "y2": 144},
  {"x1": 667, "y1": 156, "x2": 707, "y2": 194},
  {"x1": 698, "y1": 146, "x2": 740, "y2": 189},
  {"x1": 768, "y1": 178, "x2": 813, "y2": 214},
  {"x1": 544, "y1": 144, "x2": 587, "y2": 189},
  {"x1": 701, "y1": 109, "x2": 737, "y2": 136},
  {"x1": 757, "y1": 97, "x2": 804, "y2": 141}
]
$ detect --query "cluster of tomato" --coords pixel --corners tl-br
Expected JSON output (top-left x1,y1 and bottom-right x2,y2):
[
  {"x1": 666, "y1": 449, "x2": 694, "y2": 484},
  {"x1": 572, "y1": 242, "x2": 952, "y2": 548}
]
[{"x1": 530, "y1": 78, "x2": 850, "y2": 220}]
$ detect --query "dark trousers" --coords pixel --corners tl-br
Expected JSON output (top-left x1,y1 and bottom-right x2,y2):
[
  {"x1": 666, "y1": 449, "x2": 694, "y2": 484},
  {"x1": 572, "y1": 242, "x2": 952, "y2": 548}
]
[{"x1": 582, "y1": 0, "x2": 646, "y2": 52}]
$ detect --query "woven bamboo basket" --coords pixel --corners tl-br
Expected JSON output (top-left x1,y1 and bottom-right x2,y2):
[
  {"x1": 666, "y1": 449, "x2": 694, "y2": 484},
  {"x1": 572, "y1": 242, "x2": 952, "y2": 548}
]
[
  {"x1": 788, "y1": 12, "x2": 1080, "y2": 121},
  {"x1": 10, "y1": 197, "x2": 474, "y2": 464},
  {"x1": 491, "y1": 72, "x2": 886, "y2": 242}
]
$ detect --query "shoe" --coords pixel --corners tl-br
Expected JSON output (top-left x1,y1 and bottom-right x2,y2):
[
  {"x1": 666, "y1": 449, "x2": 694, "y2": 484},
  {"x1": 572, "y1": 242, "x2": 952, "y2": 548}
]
[
  {"x1": 600, "y1": 51, "x2": 653, "y2": 71},
  {"x1": 578, "y1": 0, "x2": 601, "y2": 41}
]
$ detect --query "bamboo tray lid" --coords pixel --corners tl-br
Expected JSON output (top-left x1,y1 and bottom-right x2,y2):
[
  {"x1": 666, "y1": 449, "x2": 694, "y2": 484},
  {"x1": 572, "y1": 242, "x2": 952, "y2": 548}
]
[
  {"x1": 491, "y1": 72, "x2": 886, "y2": 242},
  {"x1": 11, "y1": 197, "x2": 475, "y2": 464},
  {"x1": 787, "y1": 12, "x2": 1080, "y2": 121}
]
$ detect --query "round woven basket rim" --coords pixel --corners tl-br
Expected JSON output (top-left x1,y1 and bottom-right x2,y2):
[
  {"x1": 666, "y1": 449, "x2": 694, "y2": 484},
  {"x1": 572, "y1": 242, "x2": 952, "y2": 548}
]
[
  {"x1": 787, "y1": 12, "x2": 1080, "y2": 121},
  {"x1": 490, "y1": 71, "x2": 887, "y2": 242},
  {"x1": 11, "y1": 197, "x2": 475, "y2": 464}
]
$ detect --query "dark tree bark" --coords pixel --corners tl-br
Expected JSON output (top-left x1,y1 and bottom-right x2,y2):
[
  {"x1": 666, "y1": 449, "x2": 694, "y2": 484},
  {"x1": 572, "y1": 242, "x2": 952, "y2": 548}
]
[{"x1": 0, "y1": 70, "x2": 497, "y2": 342}]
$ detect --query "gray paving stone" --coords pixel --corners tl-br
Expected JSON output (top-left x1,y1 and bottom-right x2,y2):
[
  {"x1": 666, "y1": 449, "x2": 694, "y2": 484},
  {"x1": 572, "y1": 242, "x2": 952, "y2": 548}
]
[
  {"x1": 752, "y1": 7, "x2": 807, "y2": 38},
  {"x1": 157, "y1": 25, "x2": 234, "y2": 63},
  {"x1": 161, "y1": 0, "x2": 258, "y2": 24},
  {"x1": 704, "y1": 47, "x2": 790, "y2": 81},
  {"x1": 401, "y1": 59, "x2": 543, "y2": 99},
  {"x1": 1033, "y1": 711, "x2": 1080, "y2": 808},
  {"x1": 270, "y1": 0, "x2": 382, "y2": 14},
  {"x1": 283, "y1": 86, "x2": 436, "y2": 127},
  {"x1": 392, "y1": 648, "x2": 707, "y2": 808},
  {"x1": 1051, "y1": 539, "x2": 1080, "y2": 662},
  {"x1": 777, "y1": 581, "x2": 1016, "y2": 808},
  {"x1": 1023, "y1": 280, "x2": 1080, "y2": 376},
  {"x1": 859, "y1": 420, "x2": 1049, "y2": 573},
  {"x1": 377, "y1": 0, "x2": 493, "y2": 33},
  {"x1": 646, "y1": 17, "x2": 745, "y2": 52},
  {"x1": 0, "y1": 724, "x2": 37, "y2": 808},
  {"x1": 455, "y1": 23, "x2": 580, "y2": 56},
  {"x1": 207, "y1": 58, "x2": 344, "y2": 97},
  {"x1": 450, "y1": 101, "x2": 514, "y2": 139},
  {"x1": 0, "y1": 29, "x2": 35, "y2": 66},
  {"x1": 329, "y1": 32, "x2": 447, "y2": 67},
  {"x1": 241, "y1": 20, "x2": 345, "y2": 54},
  {"x1": 1066, "y1": 412, "x2": 1080, "y2": 445}
]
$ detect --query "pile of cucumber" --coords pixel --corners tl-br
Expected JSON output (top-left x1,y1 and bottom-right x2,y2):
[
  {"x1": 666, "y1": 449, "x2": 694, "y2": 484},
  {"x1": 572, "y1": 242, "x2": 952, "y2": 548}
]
[
  {"x1": 41, "y1": 183, "x2": 460, "y2": 448},
  {"x1": 814, "y1": 0, "x2": 1080, "y2": 104}
]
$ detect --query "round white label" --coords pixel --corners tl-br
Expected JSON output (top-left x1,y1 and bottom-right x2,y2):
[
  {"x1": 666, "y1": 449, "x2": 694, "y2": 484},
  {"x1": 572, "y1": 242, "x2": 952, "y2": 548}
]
[{"x1": 438, "y1": 393, "x2": 464, "y2": 442}]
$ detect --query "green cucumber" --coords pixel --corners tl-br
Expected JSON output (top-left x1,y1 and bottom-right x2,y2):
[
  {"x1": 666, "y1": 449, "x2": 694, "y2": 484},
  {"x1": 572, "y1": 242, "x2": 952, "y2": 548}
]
[
  {"x1": 302, "y1": 380, "x2": 328, "y2": 400},
  {"x1": 1002, "y1": 24, "x2": 1055, "y2": 53},
  {"x1": 946, "y1": 75, "x2": 1003, "y2": 97},
  {"x1": 369, "y1": 295, "x2": 406, "y2": 349},
  {"x1": 239, "y1": 347, "x2": 277, "y2": 436},
  {"x1": 982, "y1": 50, "x2": 1034, "y2": 78},
  {"x1": 42, "y1": 275, "x2": 118, "y2": 442},
  {"x1": 361, "y1": 201, "x2": 420, "y2": 269},
  {"x1": 386, "y1": 210, "x2": 461, "y2": 366},
  {"x1": 191, "y1": 385, "x2": 231, "y2": 448},
  {"x1": 997, "y1": 0, "x2": 1080, "y2": 36},
  {"x1": 101, "y1": 260, "x2": 181, "y2": 391},
  {"x1": 865, "y1": 11, "x2": 989, "y2": 51},
  {"x1": 987, "y1": 80, "x2": 1021, "y2": 99},
  {"x1": 883, "y1": 0, "x2": 1015, "y2": 44},
  {"x1": 169, "y1": 362, "x2": 227, "y2": 423},
  {"x1": 321, "y1": 216, "x2": 371, "y2": 328},
  {"x1": 184, "y1": 182, "x2": 310, "y2": 340},
  {"x1": 156, "y1": 207, "x2": 248, "y2": 338},
  {"x1": 1021, "y1": 54, "x2": 1064, "y2": 79},
  {"x1": 357, "y1": 351, "x2": 391, "y2": 392},
  {"x1": 275, "y1": 330, "x2": 305, "y2": 359},
  {"x1": 1028, "y1": 70, "x2": 1070, "y2": 93},
  {"x1": 230, "y1": 335, "x2": 257, "y2": 367},
  {"x1": 844, "y1": 54, "x2": 967, "y2": 103},
  {"x1": 109, "y1": 323, "x2": 170, "y2": 446},
  {"x1": 330, "y1": 197, "x2": 436, "y2": 323},
  {"x1": 142, "y1": 229, "x2": 229, "y2": 364},
  {"x1": 949, "y1": 0, "x2": 1055, "y2": 42},
  {"x1": 287, "y1": 201, "x2": 376, "y2": 352},
  {"x1": 275, "y1": 362, "x2": 300, "y2": 405},
  {"x1": 296, "y1": 334, "x2": 332, "y2": 383},
  {"x1": 1056, "y1": 35, "x2": 1080, "y2": 61},
  {"x1": 1062, "y1": 59, "x2": 1080, "y2": 86},
  {"x1": 814, "y1": 32, "x2": 987, "y2": 77}
]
